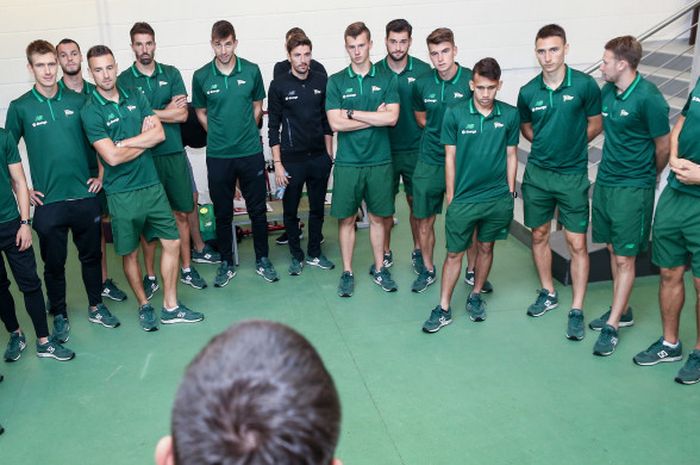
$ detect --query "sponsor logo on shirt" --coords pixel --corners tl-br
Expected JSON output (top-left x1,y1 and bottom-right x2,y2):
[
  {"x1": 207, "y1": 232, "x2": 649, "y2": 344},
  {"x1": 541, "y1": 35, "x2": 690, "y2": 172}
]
[
  {"x1": 127, "y1": 105, "x2": 137, "y2": 112},
  {"x1": 620, "y1": 109, "x2": 629, "y2": 117},
  {"x1": 31, "y1": 115, "x2": 47, "y2": 128},
  {"x1": 494, "y1": 122, "x2": 504, "y2": 129},
  {"x1": 371, "y1": 85, "x2": 382, "y2": 92},
  {"x1": 563, "y1": 94, "x2": 574, "y2": 102},
  {"x1": 461, "y1": 123, "x2": 477, "y2": 135},
  {"x1": 454, "y1": 92, "x2": 464, "y2": 99},
  {"x1": 424, "y1": 93, "x2": 437, "y2": 104},
  {"x1": 285, "y1": 95, "x2": 299, "y2": 101},
  {"x1": 314, "y1": 89, "x2": 322, "y2": 95},
  {"x1": 106, "y1": 114, "x2": 120, "y2": 127},
  {"x1": 207, "y1": 84, "x2": 220, "y2": 95},
  {"x1": 159, "y1": 80, "x2": 168, "y2": 87},
  {"x1": 531, "y1": 100, "x2": 547, "y2": 112},
  {"x1": 237, "y1": 79, "x2": 246, "y2": 86},
  {"x1": 64, "y1": 109, "x2": 75, "y2": 117},
  {"x1": 137, "y1": 86, "x2": 144, "y2": 93},
  {"x1": 602, "y1": 105, "x2": 609, "y2": 117}
]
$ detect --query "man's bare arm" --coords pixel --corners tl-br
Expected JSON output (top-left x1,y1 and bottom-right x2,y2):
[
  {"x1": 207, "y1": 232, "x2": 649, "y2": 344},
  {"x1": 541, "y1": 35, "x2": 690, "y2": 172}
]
[{"x1": 195, "y1": 108, "x2": 208, "y2": 132}]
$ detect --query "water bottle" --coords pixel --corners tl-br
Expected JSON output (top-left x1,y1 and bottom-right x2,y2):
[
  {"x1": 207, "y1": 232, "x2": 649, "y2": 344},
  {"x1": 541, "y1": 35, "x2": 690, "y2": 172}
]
[{"x1": 275, "y1": 171, "x2": 289, "y2": 200}]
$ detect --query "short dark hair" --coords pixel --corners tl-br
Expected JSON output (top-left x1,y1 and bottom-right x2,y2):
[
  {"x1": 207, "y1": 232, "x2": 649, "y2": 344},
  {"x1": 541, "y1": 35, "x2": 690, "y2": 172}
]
[
  {"x1": 285, "y1": 27, "x2": 306, "y2": 40},
  {"x1": 211, "y1": 20, "x2": 236, "y2": 41},
  {"x1": 26, "y1": 40, "x2": 56, "y2": 64},
  {"x1": 473, "y1": 57, "x2": 502, "y2": 81},
  {"x1": 86, "y1": 45, "x2": 114, "y2": 61},
  {"x1": 286, "y1": 33, "x2": 312, "y2": 53},
  {"x1": 130, "y1": 22, "x2": 156, "y2": 42},
  {"x1": 56, "y1": 38, "x2": 80, "y2": 52},
  {"x1": 345, "y1": 21, "x2": 371, "y2": 41},
  {"x1": 426, "y1": 28, "x2": 454, "y2": 46},
  {"x1": 171, "y1": 320, "x2": 341, "y2": 465},
  {"x1": 536, "y1": 24, "x2": 567, "y2": 44},
  {"x1": 386, "y1": 19, "x2": 412, "y2": 38},
  {"x1": 605, "y1": 35, "x2": 642, "y2": 69}
]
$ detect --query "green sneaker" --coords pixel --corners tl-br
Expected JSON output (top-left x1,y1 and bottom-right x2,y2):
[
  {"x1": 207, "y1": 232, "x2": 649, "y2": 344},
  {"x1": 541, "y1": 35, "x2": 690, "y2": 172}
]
[
  {"x1": 566, "y1": 308, "x2": 585, "y2": 341},
  {"x1": 369, "y1": 265, "x2": 398, "y2": 292},
  {"x1": 143, "y1": 276, "x2": 159, "y2": 300},
  {"x1": 36, "y1": 338, "x2": 75, "y2": 361},
  {"x1": 383, "y1": 250, "x2": 394, "y2": 268},
  {"x1": 411, "y1": 249, "x2": 425, "y2": 275},
  {"x1": 180, "y1": 267, "x2": 207, "y2": 289},
  {"x1": 4, "y1": 332, "x2": 27, "y2": 362},
  {"x1": 464, "y1": 270, "x2": 494, "y2": 293},
  {"x1": 526, "y1": 288, "x2": 559, "y2": 317},
  {"x1": 214, "y1": 261, "x2": 236, "y2": 288},
  {"x1": 466, "y1": 293, "x2": 486, "y2": 322},
  {"x1": 288, "y1": 257, "x2": 304, "y2": 276},
  {"x1": 675, "y1": 350, "x2": 700, "y2": 385},
  {"x1": 88, "y1": 303, "x2": 120, "y2": 328},
  {"x1": 101, "y1": 278, "x2": 127, "y2": 302},
  {"x1": 52, "y1": 314, "x2": 71, "y2": 343},
  {"x1": 337, "y1": 271, "x2": 354, "y2": 297},
  {"x1": 161, "y1": 303, "x2": 204, "y2": 324},
  {"x1": 633, "y1": 337, "x2": 683, "y2": 366},
  {"x1": 138, "y1": 304, "x2": 159, "y2": 332},
  {"x1": 422, "y1": 305, "x2": 453, "y2": 333},
  {"x1": 306, "y1": 255, "x2": 335, "y2": 270},
  {"x1": 191, "y1": 244, "x2": 222, "y2": 264},
  {"x1": 256, "y1": 257, "x2": 279, "y2": 283},
  {"x1": 589, "y1": 307, "x2": 634, "y2": 331},
  {"x1": 593, "y1": 324, "x2": 619, "y2": 356},
  {"x1": 411, "y1": 267, "x2": 436, "y2": 293}
]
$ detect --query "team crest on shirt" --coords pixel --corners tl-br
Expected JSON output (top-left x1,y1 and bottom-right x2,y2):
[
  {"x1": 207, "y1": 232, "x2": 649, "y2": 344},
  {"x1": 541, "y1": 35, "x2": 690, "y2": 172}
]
[
  {"x1": 620, "y1": 109, "x2": 630, "y2": 117},
  {"x1": 314, "y1": 89, "x2": 322, "y2": 95},
  {"x1": 127, "y1": 105, "x2": 137, "y2": 112},
  {"x1": 31, "y1": 114, "x2": 47, "y2": 128},
  {"x1": 407, "y1": 77, "x2": 416, "y2": 84},
  {"x1": 371, "y1": 85, "x2": 382, "y2": 92},
  {"x1": 64, "y1": 109, "x2": 74, "y2": 117},
  {"x1": 693, "y1": 96, "x2": 700, "y2": 103},
  {"x1": 494, "y1": 122, "x2": 504, "y2": 129},
  {"x1": 237, "y1": 79, "x2": 246, "y2": 86},
  {"x1": 454, "y1": 92, "x2": 464, "y2": 99},
  {"x1": 159, "y1": 80, "x2": 168, "y2": 87},
  {"x1": 563, "y1": 94, "x2": 575, "y2": 102}
]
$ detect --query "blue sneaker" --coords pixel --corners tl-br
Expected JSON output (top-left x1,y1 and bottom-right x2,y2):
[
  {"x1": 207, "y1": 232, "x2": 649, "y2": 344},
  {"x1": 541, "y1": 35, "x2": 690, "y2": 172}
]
[{"x1": 422, "y1": 306, "x2": 452, "y2": 333}]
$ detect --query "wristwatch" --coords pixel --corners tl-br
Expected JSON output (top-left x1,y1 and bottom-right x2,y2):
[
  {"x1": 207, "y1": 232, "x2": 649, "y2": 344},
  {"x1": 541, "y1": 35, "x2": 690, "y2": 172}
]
[
  {"x1": 20, "y1": 219, "x2": 31, "y2": 225},
  {"x1": 511, "y1": 191, "x2": 518, "y2": 199},
  {"x1": 346, "y1": 109, "x2": 354, "y2": 120}
]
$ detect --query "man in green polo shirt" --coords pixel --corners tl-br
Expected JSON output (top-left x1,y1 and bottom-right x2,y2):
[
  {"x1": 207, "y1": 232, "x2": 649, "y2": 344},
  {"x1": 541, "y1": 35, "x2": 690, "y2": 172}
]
[
  {"x1": 411, "y1": 28, "x2": 473, "y2": 294},
  {"x1": 56, "y1": 37, "x2": 127, "y2": 304},
  {"x1": 423, "y1": 58, "x2": 518, "y2": 333},
  {"x1": 639, "y1": 77, "x2": 700, "y2": 384},
  {"x1": 6, "y1": 40, "x2": 119, "y2": 343},
  {"x1": 377, "y1": 18, "x2": 431, "y2": 274},
  {"x1": 81, "y1": 45, "x2": 203, "y2": 332},
  {"x1": 326, "y1": 21, "x2": 400, "y2": 297},
  {"x1": 517, "y1": 24, "x2": 602, "y2": 339},
  {"x1": 590, "y1": 36, "x2": 669, "y2": 355},
  {"x1": 192, "y1": 20, "x2": 277, "y2": 286},
  {"x1": 118, "y1": 22, "x2": 207, "y2": 295}
]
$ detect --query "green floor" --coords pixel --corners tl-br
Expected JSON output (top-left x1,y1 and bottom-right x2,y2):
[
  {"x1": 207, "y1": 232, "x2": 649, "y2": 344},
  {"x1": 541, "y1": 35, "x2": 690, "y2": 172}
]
[{"x1": 1, "y1": 203, "x2": 699, "y2": 464}]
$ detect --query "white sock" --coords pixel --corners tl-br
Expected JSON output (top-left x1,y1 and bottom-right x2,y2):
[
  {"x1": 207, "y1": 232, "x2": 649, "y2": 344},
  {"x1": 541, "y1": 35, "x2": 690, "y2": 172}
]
[
  {"x1": 147, "y1": 275, "x2": 156, "y2": 281},
  {"x1": 182, "y1": 267, "x2": 191, "y2": 273},
  {"x1": 164, "y1": 305, "x2": 178, "y2": 312},
  {"x1": 663, "y1": 339, "x2": 680, "y2": 348}
]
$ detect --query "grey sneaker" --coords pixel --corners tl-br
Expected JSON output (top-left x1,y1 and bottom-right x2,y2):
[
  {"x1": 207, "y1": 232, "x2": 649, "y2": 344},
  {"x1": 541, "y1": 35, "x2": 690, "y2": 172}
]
[
  {"x1": 422, "y1": 305, "x2": 453, "y2": 333},
  {"x1": 464, "y1": 270, "x2": 494, "y2": 293},
  {"x1": 214, "y1": 261, "x2": 236, "y2": 288},
  {"x1": 143, "y1": 276, "x2": 159, "y2": 300},
  {"x1": 526, "y1": 289, "x2": 559, "y2": 317},
  {"x1": 633, "y1": 337, "x2": 683, "y2": 366},
  {"x1": 161, "y1": 303, "x2": 204, "y2": 324},
  {"x1": 411, "y1": 268, "x2": 436, "y2": 293},
  {"x1": 383, "y1": 250, "x2": 394, "y2": 268},
  {"x1": 52, "y1": 314, "x2": 71, "y2": 343},
  {"x1": 36, "y1": 338, "x2": 75, "y2": 361},
  {"x1": 369, "y1": 265, "x2": 398, "y2": 292},
  {"x1": 4, "y1": 332, "x2": 26, "y2": 362},
  {"x1": 88, "y1": 303, "x2": 120, "y2": 328},
  {"x1": 338, "y1": 271, "x2": 354, "y2": 297},
  {"x1": 180, "y1": 267, "x2": 208, "y2": 289},
  {"x1": 675, "y1": 350, "x2": 700, "y2": 385},
  {"x1": 306, "y1": 255, "x2": 335, "y2": 270},
  {"x1": 593, "y1": 324, "x2": 619, "y2": 356},
  {"x1": 466, "y1": 293, "x2": 486, "y2": 322},
  {"x1": 411, "y1": 249, "x2": 425, "y2": 275},
  {"x1": 589, "y1": 307, "x2": 634, "y2": 331},
  {"x1": 101, "y1": 278, "x2": 127, "y2": 302},
  {"x1": 256, "y1": 257, "x2": 279, "y2": 283},
  {"x1": 289, "y1": 257, "x2": 304, "y2": 276},
  {"x1": 138, "y1": 304, "x2": 159, "y2": 332},
  {"x1": 566, "y1": 308, "x2": 585, "y2": 341},
  {"x1": 191, "y1": 244, "x2": 222, "y2": 264}
]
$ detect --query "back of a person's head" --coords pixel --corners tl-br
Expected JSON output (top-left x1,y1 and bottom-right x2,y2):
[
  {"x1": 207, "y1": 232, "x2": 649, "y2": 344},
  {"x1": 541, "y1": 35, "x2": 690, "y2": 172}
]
[{"x1": 170, "y1": 320, "x2": 341, "y2": 465}]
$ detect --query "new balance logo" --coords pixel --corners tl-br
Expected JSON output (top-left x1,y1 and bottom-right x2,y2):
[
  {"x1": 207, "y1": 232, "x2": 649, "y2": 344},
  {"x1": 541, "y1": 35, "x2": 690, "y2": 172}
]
[{"x1": 658, "y1": 350, "x2": 669, "y2": 358}]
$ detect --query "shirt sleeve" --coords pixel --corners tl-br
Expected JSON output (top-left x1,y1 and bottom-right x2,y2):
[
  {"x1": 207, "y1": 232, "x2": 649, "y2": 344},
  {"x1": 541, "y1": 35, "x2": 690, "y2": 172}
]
[
  {"x1": 252, "y1": 66, "x2": 266, "y2": 101},
  {"x1": 440, "y1": 107, "x2": 458, "y2": 146},
  {"x1": 645, "y1": 90, "x2": 671, "y2": 139},
  {"x1": 584, "y1": 76, "x2": 602, "y2": 117},
  {"x1": 412, "y1": 80, "x2": 425, "y2": 112},
  {"x1": 4, "y1": 132, "x2": 21, "y2": 165},
  {"x1": 516, "y1": 89, "x2": 532, "y2": 124},
  {"x1": 507, "y1": 109, "x2": 521, "y2": 146},
  {"x1": 81, "y1": 105, "x2": 110, "y2": 145},
  {"x1": 383, "y1": 74, "x2": 400, "y2": 105},
  {"x1": 4, "y1": 102, "x2": 23, "y2": 144},
  {"x1": 325, "y1": 76, "x2": 341, "y2": 111},
  {"x1": 266, "y1": 80, "x2": 282, "y2": 147},
  {"x1": 191, "y1": 70, "x2": 206, "y2": 109}
]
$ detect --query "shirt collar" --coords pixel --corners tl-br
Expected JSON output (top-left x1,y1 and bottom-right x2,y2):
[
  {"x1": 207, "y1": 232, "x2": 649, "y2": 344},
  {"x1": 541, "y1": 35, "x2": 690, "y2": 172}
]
[
  {"x1": 617, "y1": 73, "x2": 642, "y2": 101},
  {"x1": 130, "y1": 62, "x2": 164, "y2": 78},
  {"x1": 211, "y1": 56, "x2": 242, "y2": 77},
  {"x1": 347, "y1": 63, "x2": 376, "y2": 79},
  {"x1": 433, "y1": 64, "x2": 463, "y2": 85},
  {"x1": 381, "y1": 55, "x2": 414, "y2": 75},
  {"x1": 469, "y1": 99, "x2": 501, "y2": 119},
  {"x1": 540, "y1": 65, "x2": 572, "y2": 91},
  {"x1": 31, "y1": 85, "x2": 63, "y2": 103},
  {"x1": 92, "y1": 86, "x2": 130, "y2": 106}
]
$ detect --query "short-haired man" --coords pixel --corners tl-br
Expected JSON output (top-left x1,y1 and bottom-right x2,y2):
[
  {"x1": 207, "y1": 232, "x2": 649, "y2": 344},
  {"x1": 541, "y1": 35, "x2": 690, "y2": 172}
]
[
  {"x1": 326, "y1": 22, "x2": 400, "y2": 297},
  {"x1": 591, "y1": 36, "x2": 669, "y2": 355},
  {"x1": 193, "y1": 20, "x2": 278, "y2": 286},
  {"x1": 81, "y1": 45, "x2": 203, "y2": 331},
  {"x1": 6, "y1": 40, "x2": 119, "y2": 343},
  {"x1": 0, "y1": 126, "x2": 74, "y2": 361},
  {"x1": 56, "y1": 38, "x2": 127, "y2": 303},
  {"x1": 378, "y1": 19, "x2": 431, "y2": 273},
  {"x1": 154, "y1": 320, "x2": 342, "y2": 465},
  {"x1": 642, "y1": 75, "x2": 700, "y2": 384},
  {"x1": 118, "y1": 22, "x2": 207, "y2": 296},
  {"x1": 411, "y1": 28, "x2": 473, "y2": 293},
  {"x1": 268, "y1": 33, "x2": 334, "y2": 275},
  {"x1": 423, "y1": 58, "x2": 518, "y2": 332},
  {"x1": 517, "y1": 24, "x2": 602, "y2": 340}
]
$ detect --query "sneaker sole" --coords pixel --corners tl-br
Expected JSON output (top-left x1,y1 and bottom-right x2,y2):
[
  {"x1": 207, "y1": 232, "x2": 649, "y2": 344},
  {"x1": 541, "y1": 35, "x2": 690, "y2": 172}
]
[
  {"x1": 140, "y1": 326, "x2": 159, "y2": 332},
  {"x1": 675, "y1": 376, "x2": 700, "y2": 385},
  {"x1": 527, "y1": 303, "x2": 559, "y2": 317},
  {"x1": 373, "y1": 278, "x2": 397, "y2": 292},
  {"x1": 590, "y1": 320, "x2": 635, "y2": 331},
  {"x1": 338, "y1": 291, "x2": 353, "y2": 297},
  {"x1": 101, "y1": 292, "x2": 127, "y2": 302},
  {"x1": 469, "y1": 314, "x2": 486, "y2": 322},
  {"x1": 633, "y1": 355, "x2": 683, "y2": 366},
  {"x1": 412, "y1": 279, "x2": 436, "y2": 293},
  {"x1": 256, "y1": 269, "x2": 279, "y2": 282},
  {"x1": 306, "y1": 260, "x2": 335, "y2": 270},
  {"x1": 422, "y1": 319, "x2": 452, "y2": 333},
  {"x1": 36, "y1": 352, "x2": 75, "y2": 361},
  {"x1": 88, "y1": 317, "x2": 120, "y2": 329},
  {"x1": 288, "y1": 270, "x2": 303, "y2": 276},
  {"x1": 593, "y1": 348, "x2": 614, "y2": 356},
  {"x1": 566, "y1": 332, "x2": 584, "y2": 341},
  {"x1": 180, "y1": 278, "x2": 207, "y2": 290},
  {"x1": 191, "y1": 258, "x2": 222, "y2": 264},
  {"x1": 160, "y1": 317, "x2": 204, "y2": 324}
]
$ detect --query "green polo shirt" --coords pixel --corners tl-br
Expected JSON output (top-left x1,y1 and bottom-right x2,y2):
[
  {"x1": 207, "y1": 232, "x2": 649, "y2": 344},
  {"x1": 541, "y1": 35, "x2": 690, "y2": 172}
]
[
  {"x1": 0, "y1": 129, "x2": 21, "y2": 223},
  {"x1": 597, "y1": 74, "x2": 669, "y2": 188},
  {"x1": 377, "y1": 55, "x2": 431, "y2": 154},
  {"x1": 517, "y1": 66, "x2": 601, "y2": 174},
  {"x1": 118, "y1": 62, "x2": 187, "y2": 156},
  {"x1": 6, "y1": 86, "x2": 95, "y2": 204},
  {"x1": 412, "y1": 65, "x2": 473, "y2": 165},
  {"x1": 80, "y1": 87, "x2": 160, "y2": 194},
  {"x1": 59, "y1": 78, "x2": 95, "y2": 96},
  {"x1": 326, "y1": 64, "x2": 400, "y2": 166},
  {"x1": 669, "y1": 77, "x2": 700, "y2": 196},
  {"x1": 192, "y1": 57, "x2": 265, "y2": 158},
  {"x1": 442, "y1": 99, "x2": 520, "y2": 203}
]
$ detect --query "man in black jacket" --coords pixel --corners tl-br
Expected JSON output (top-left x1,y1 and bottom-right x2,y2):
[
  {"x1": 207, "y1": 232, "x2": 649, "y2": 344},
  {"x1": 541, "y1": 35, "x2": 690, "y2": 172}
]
[
  {"x1": 273, "y1": 27, "x2": 327, "y2": 80},
  {"x1": 268, "y1": 33, "x2": 334, "y2": 275}
]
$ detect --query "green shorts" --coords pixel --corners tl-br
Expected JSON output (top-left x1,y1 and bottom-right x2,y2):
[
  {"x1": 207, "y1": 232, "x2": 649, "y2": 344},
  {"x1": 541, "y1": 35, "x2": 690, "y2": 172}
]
[
  {"x1": 107, "y1": 183, "x2": 179, "y2": 256},
  {"x1": 331, "y1": 163, "x2": 394, "y2": 219},
  {"x1": 152, "y1": 152, "x2": 195, "y2": 213},
  {"x1": 592, "y1": 185, "x2": 653, "y2": 256},
  {"x1": 653, "y1": 187, "x2": 700, "y2": 276},
  {"x1": 412, "y1": 160, "x2": 445, "y2": 219},
  {"x1": 521, "y1": 163, "x2": 590, "y2": 233},
  {"x1": 445, "y1": 194, "x2": 514, "y2": 253},
  {"x1": 392, "y1": 150, "x2": 419, "y2": 197}
]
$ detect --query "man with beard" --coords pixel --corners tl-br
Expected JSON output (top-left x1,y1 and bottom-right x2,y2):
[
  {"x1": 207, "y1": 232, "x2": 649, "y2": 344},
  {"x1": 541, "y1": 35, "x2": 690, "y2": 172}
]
[{"x1": 118, "y1": 22, "x2": 207, "y2": 296}]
